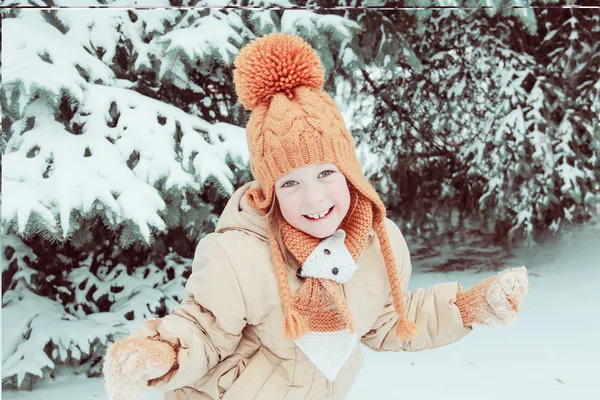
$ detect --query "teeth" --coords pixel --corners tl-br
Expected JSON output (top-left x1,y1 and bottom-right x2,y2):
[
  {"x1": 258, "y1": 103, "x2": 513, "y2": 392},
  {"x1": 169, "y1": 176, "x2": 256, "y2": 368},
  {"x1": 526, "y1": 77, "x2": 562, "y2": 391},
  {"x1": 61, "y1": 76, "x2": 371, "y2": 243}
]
[{"x1": 306, "y1": 207, "x2": 331, "y2": 220}]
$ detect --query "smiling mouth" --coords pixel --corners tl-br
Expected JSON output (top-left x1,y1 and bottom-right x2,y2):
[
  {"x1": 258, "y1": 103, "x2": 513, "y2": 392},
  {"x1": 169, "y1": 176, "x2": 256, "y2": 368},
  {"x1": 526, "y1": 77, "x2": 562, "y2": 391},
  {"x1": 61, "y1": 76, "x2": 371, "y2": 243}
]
[{"x1": 303, "y1": 206, "x2": 334, "y2": 221}]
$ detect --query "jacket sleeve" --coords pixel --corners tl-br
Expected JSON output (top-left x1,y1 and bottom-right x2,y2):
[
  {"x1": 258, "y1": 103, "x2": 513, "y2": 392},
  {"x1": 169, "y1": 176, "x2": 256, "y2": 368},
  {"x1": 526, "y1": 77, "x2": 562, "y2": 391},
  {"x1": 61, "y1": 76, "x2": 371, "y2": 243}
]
[
  {"x1": 360, "y1": 220, "x2": 472, "y2": 352},
  {"x1": 129, "y1": 234, "x2": 247, "y2": 392}
]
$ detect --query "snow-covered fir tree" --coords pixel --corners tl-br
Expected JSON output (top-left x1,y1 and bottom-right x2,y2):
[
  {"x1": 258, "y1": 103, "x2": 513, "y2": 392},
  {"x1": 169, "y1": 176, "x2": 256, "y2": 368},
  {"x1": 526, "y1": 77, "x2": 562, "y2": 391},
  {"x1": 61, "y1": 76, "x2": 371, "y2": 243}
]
[
  {"x1": 1, "y1": 1, "x2": 360, "y2": 389},
  {"x1": 345, "y1": 1, "x2": 599, "y2": 243}
]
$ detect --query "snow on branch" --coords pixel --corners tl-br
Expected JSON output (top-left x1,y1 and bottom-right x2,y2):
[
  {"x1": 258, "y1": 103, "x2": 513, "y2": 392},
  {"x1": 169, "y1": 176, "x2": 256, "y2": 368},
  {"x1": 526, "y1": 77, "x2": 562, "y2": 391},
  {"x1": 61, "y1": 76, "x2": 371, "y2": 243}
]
[
  {"x1": 3, "y1": 83, "x2": 247, "y2": 243},
  {"x1": 3, "y1": 16, "x2": 115, "y2": 115}
]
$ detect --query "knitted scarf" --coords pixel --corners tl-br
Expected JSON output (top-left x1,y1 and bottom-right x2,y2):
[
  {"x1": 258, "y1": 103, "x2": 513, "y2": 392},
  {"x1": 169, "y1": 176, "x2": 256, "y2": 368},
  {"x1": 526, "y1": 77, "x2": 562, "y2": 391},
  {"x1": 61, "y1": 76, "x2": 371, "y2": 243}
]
[
  {"x1": 281, "y1": 187, "x2": 373, "y2": 266},
  {"x1": 278, "y1": 187, "x2": 373, "y2": 380}
]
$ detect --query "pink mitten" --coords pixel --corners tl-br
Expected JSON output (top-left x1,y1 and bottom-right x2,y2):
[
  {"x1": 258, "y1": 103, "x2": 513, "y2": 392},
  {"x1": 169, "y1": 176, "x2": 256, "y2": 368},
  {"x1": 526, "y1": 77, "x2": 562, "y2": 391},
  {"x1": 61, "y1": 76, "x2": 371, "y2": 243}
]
[
  {"x1": 454, "y1": 266, "x2": 529, "y2": 327},
  {"x1": 102, "y1": 337, "x2": 178, "y2": 400}
]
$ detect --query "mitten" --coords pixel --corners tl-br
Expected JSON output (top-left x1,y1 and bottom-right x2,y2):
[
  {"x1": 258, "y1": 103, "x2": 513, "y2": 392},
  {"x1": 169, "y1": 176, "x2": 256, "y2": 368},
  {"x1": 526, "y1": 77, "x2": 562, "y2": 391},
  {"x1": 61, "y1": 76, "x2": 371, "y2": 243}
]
[
  {"x1": 454, "y1": 266, "x2": 529, "y2": 328},
  {"x1": 103, "y1": 337, "x2": 178, "y2": 400}
]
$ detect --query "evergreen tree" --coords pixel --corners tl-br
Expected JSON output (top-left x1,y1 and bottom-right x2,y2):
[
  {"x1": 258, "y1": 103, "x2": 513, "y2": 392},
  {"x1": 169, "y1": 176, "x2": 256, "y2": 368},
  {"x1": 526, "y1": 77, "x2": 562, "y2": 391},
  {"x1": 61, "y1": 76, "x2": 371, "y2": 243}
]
[
  {"x1": 344, "y1": 1, "x2": 599, "y2": 244},
  {"x1": 1, "y1": 2, "x2": 361, "y2": 389}
]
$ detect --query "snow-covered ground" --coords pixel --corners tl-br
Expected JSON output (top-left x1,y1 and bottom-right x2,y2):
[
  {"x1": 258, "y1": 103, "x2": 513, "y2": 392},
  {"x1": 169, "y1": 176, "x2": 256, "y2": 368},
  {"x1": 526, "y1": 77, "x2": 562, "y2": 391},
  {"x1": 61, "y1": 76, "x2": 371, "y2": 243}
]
[
  {"x1": 3, "y1": 219, "x2": 599, "y2": 400},
  {"x1": 353, "y1": 219, "x2": 600, "y2": 400}
]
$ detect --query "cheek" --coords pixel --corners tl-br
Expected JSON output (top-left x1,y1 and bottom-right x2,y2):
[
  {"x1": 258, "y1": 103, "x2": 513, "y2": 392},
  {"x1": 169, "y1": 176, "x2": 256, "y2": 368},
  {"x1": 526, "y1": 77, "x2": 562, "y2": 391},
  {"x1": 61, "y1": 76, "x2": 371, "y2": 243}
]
[
  {"x1": 278, "y1": 196, "x2": 302, "y2": 222},
  {"x1": 333, "y1": 183, "x2": 351, "y2": 216}
]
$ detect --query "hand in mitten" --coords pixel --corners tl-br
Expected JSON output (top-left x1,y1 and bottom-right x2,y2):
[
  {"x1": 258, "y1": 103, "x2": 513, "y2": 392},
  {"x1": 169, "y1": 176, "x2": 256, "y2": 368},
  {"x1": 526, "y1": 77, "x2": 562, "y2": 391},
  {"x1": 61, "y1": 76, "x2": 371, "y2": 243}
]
[
  {"x1": 103, "y1": 337, "x2": 178, "y2": 400},
  {"x1": 454, "y1": 266, "x2": 529, "y2": 328}
]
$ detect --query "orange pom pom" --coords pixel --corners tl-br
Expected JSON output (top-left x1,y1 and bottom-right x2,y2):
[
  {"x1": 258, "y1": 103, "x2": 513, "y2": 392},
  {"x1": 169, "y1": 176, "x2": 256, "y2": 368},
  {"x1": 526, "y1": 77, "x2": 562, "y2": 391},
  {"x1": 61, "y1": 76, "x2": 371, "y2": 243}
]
[{"x1": 233, "y1": 33, "x2": 325, "y2": 110}]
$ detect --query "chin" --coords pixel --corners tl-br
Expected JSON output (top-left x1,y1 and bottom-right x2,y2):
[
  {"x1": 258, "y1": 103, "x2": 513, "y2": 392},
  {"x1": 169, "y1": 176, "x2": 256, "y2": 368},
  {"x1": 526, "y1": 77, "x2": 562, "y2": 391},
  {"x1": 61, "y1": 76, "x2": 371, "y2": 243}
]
[
  {"x1": 305, "y1": 223, "x2": 339, "y2": 239},
  {"x1": 309, "y1": 231, "x2": 331, "y2": 239}
]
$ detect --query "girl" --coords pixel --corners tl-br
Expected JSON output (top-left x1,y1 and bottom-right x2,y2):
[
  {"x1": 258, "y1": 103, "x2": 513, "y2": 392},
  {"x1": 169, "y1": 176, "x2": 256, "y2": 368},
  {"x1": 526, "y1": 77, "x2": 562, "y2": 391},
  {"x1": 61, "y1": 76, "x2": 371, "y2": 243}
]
[{"x1": 103, "y1": 33, "x2": 528, "y2": 400}]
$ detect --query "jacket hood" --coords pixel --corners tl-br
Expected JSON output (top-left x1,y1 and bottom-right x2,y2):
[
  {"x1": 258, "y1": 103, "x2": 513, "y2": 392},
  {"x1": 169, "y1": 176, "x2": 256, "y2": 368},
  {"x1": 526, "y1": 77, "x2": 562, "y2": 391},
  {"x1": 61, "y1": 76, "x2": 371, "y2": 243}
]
[{"x1": 216, "y1": 181, "x2": 269, "y2": 242}]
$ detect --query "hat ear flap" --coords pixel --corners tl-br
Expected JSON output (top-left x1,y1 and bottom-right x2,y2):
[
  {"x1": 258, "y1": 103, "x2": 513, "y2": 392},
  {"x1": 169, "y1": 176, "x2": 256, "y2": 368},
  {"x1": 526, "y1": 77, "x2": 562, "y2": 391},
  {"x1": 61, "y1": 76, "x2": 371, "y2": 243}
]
[{"x1": 267, "y1": 221, "x2": 309, "y2": 339}]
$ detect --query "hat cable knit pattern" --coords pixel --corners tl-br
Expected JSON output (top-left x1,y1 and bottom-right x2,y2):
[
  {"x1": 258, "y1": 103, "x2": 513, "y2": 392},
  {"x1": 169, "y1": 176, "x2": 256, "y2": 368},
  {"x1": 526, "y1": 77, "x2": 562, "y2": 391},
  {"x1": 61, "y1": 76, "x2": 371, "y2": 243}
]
[{"x1": 233, "y1": 33, "x2": 418, "y2": 341}]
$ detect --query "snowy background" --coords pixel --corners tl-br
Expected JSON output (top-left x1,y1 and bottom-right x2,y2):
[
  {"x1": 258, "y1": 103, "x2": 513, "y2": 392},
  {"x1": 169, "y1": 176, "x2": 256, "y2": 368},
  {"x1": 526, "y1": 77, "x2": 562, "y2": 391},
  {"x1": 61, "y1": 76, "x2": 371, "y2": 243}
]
[{"x1": 2, "y1": 1, "x2": 599, "y2": 399}]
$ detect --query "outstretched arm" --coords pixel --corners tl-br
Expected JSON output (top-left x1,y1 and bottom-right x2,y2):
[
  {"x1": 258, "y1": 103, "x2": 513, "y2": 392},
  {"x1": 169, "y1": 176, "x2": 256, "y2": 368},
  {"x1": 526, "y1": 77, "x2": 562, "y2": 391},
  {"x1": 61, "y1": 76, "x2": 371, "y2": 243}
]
[
  {"x1": 361, "y1": 220, "x2": 471, "y2": 352},
  {"x1": 110, "y1": 234, "x2": 247, "y2": 393},
  {"x1": 361, "y1": 220, "x2": 529, "y2": 353}
]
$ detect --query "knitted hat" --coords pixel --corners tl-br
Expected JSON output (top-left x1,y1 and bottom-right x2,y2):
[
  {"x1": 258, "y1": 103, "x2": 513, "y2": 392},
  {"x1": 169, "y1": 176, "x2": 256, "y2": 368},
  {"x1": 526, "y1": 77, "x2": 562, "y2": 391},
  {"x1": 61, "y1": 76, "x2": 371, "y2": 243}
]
[{"x1": 233, "y1": 33, "x2": 418, "y2": 341}]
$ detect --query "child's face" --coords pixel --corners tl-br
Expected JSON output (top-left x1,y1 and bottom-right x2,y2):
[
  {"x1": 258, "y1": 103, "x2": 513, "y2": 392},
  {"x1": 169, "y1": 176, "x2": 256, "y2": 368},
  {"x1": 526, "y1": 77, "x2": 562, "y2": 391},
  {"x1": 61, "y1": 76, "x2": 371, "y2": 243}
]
[{"x1": 274, "y1": 163, "x2": 351, "y2": 239}]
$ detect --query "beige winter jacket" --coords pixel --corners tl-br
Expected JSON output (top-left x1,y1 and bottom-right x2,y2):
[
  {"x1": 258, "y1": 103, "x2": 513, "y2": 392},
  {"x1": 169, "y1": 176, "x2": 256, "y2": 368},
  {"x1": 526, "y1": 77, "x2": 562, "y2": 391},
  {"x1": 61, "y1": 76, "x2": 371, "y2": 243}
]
[{"x1": 131, "y1": 181, "x2": 472, "y2": 400}]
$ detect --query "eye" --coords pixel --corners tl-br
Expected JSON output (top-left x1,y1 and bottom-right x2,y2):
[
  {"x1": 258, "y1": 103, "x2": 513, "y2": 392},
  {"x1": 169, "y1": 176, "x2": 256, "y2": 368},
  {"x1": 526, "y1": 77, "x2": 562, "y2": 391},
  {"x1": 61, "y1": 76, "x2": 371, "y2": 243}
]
[
  {"x1": 319, "y1": 170, "x2": 335, "y2": 178},
  {"x1": 281, "y1": 181, "x2": 297, "y2": 188}
]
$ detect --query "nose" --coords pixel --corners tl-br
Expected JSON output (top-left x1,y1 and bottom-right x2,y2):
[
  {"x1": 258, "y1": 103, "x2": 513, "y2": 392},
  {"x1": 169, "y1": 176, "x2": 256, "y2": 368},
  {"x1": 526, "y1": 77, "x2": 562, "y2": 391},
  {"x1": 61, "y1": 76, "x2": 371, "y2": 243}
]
[
  {"x1": 332, "y1": 267, "x2": 339, "y2": 275},
  {"x1": 302, "y1": 182, "x2": 326, "y2": 206}
]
